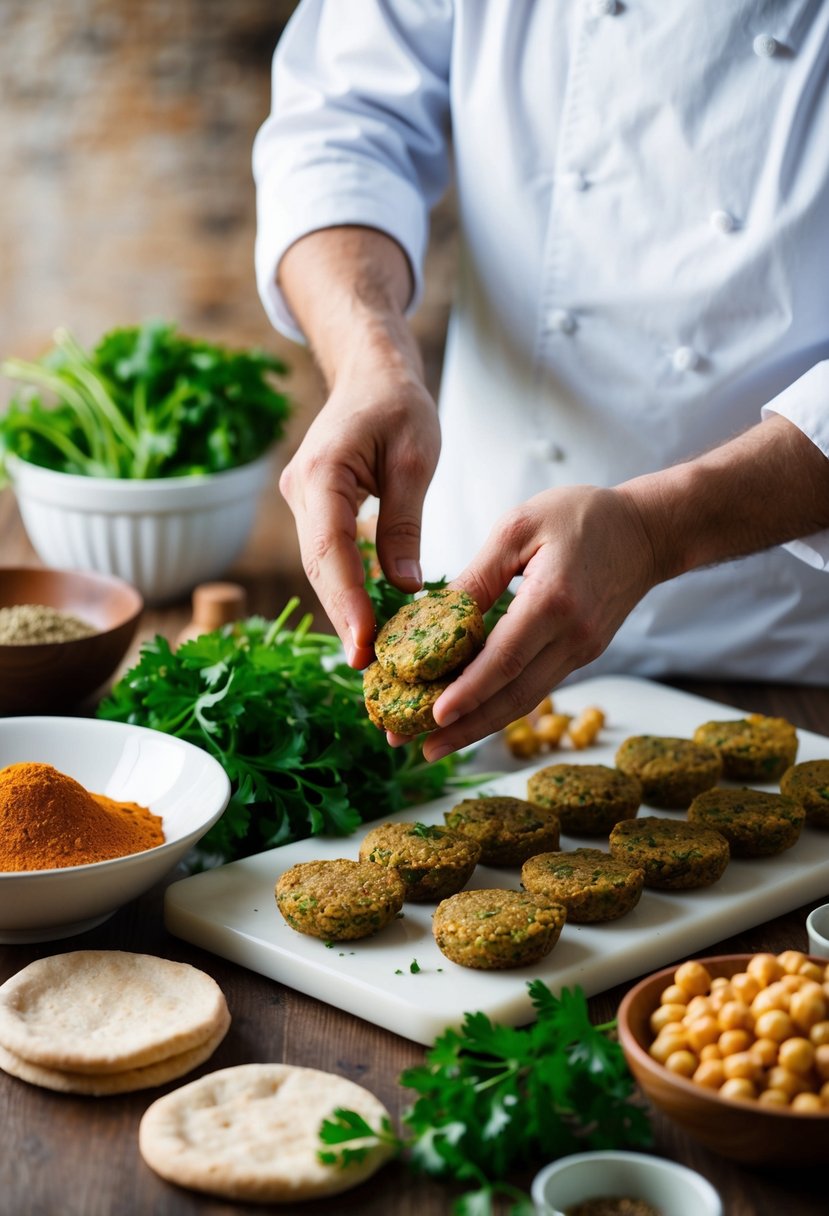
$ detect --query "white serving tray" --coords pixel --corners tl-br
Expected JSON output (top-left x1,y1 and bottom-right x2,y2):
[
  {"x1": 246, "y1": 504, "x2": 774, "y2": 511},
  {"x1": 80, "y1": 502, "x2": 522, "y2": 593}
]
[{"x1": 165, "y1": 676, "x2": 829, "y2": 1045}]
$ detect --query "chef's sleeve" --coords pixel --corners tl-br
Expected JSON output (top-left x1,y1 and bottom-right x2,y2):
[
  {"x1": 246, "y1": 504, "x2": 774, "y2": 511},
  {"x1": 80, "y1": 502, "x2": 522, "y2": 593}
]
[
  {"x1": 761, "y1": 360, "x2": 829, "y2": 571},
  {"x1": 253, "y1": 0, "x2": 453, "y2": 342}
]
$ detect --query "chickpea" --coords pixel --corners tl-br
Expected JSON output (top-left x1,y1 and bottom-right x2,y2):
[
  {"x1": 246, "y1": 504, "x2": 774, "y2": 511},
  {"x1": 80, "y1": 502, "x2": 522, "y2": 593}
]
[
  {"x1": 747, "y1": 953, "x2": 783, "y2": 986},
  {"x1": 660, "y1": 983, "x2": 687, "y2": 1006},
  {"x1": 685, "y1": 995, "x2": 713, "y2": 1020},
  {"x1": 685, "y1": 1015, "x2": 720, "y2": 1052},
  {"x1": 533, "y1": 695, "x2": 554, "y2": 718},
  {"x1": 674, "y1": 960, "x2": 711, "y2": 997},
  {"x1": 720, "y1": 1077, "x2": 756, "y2": 1102},
  {"x1": 718, "y1": 1000, "x2": 754, "y2": 1031},
  {"x1": 790, "y1": 987, "x2": 827, "y2": 1033},
  {"x1": 799, "y1": 961, "x2": 825, "y2": 984},
  {"x1": 778, "y1": 949, "x2": 808, "y2": 975},
  {"x1": 814, "y1": 1043, "x2": 829, "y2": 1082},
  {"x1": 809, "y1": 1020, "x2": 829, "y2": 1047},
  {"x1": 777, "y1": 1036, "x2": 815, "y2": 1075},
  {"x1": 767, "y1": 1066, "x2": 809, "y2": 1099},
  {"x1": 792, "y1": 1092, "x2": 824, "y2": 1113},
  {"x1": 709, "y1": 986, "x2": 732, "y2": 1013},
  {"x1": 718, "y1": 1028, "x2": 751, "y2": 1057},
  {"x1": 722, "y1": 1051, "x2": 760, "y2": 1082},
  {"x1": 710, "y1": 975, "x2": 731, "y2": 992},
  {"x1": 780, "y1": 973, "x2": 805, "y2": 994},
  {"x1": 504, "y1": 722, "x2": 540, "y2": 758},
  {"x1": 649, "y1": 1030, "x2": 689, "y2": 1064},
  {"x1": 534, "y1": 713, "x2": 572, "y2": 747},
  {"x1": 693, "y1": 1059, "x2": 725, "y2": 1089},
  {"x1": 567, "y1": 706, "x2": 605, "y2": 749},
  {"x1": 820, "y1": 1080, "x2": 829, "y2": 1104},
  {"x1": 699, "y1": 1043, "x2": 722, "y2": 1061},
  {"x1": 749, "y1": 1037, "x2": 779, "y2": 1069},
  {"x1": 754, "y1": 1008, "x2": 796, "y2": 1043},
  {"x1": 650, "y1": 1004, "x2": 688, "y2": 1034},
  {"x1": 665, "y1": 1049, "x2": 698, "y2": 1078},
  {"x1": 730, "y1": 971, "x2": 761, "y2": 1005},
  {"x1": 758, "y1": 1088, "x2": 790, "y2": 1107}
]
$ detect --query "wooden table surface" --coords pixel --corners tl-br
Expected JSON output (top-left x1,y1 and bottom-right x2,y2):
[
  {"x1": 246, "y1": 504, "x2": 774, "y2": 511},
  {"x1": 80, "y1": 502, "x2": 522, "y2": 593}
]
[{"x1": 1, "y1": 485, "x2": 828, "y2": 1216}]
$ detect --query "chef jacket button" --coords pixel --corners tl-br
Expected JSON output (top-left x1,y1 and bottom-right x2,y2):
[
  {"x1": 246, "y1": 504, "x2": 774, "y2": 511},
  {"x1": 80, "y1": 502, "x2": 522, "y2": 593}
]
[
  {"x1": 530, "y1": 438, "x2": 566, "y2": 462},
  {"x1": 548, "y1": 308, "x2": 577, "y2": 334},
  {"x1": 590, "y1": 0, "x2": 618, "y2": 15},
  {"x1": 710, "y1": 209, "x2": 736, "y2": 234},
  {"x1": 672, "y1": 345, "x2": 700, "y2": 372},
  {"x1": 753, "y1": 34, "x2": 778, "y2": 58}
]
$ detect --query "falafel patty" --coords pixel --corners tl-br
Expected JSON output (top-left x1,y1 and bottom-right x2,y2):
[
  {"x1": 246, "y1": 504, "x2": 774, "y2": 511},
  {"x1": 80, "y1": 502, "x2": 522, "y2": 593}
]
[
  {"x1": 432, "y1": 888, "x2": 567, "y2": 970},
  {"x1": 443, "y1": 795, "x2": 560, "y2": 865},
  {"x1": 359, "y1": 821, "x2": 481, "y2": 901},
  {"x1": 374, "y1": 588, "x2": 485, "y2": 682},
  {"x1": 362, "y1": 661, "x2": 450, "y2": 734},
  {"x1": 275, "y1": 859, "x2": 405, "y2": 940},
  {"x1": 614, "y1": 735, "x2": 722, "y2": 809},
  {"x1": 608, "y1": 816, "x2": 730, "y2": 890},
  {"x1": 521, "y1": 848, "x2": 645, "y2": 923},
  {"x1": 780, "y1": 760, "x2": 829, "y2": 830},
  {"x1": 526, "y1": 763, "x2": 642, "y2": 835},
  {"x1": 693, "y1": 714, "x2": 799, "y2": 782},
  {"x1": 687, "y1": 787, "x2": 805, "y2": 857}
]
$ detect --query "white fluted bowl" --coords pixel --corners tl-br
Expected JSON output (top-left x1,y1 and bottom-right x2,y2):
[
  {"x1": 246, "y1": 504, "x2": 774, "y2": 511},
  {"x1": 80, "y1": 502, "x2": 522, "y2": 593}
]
[{"x1": 6, "y1": 453, "x2": 274, "y2": 604}]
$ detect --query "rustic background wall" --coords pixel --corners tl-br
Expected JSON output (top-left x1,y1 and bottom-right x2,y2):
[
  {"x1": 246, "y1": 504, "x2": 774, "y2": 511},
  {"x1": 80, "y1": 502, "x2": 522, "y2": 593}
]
[{"x1": 0, "y1": 0, "x2": 455, "y2": 600}]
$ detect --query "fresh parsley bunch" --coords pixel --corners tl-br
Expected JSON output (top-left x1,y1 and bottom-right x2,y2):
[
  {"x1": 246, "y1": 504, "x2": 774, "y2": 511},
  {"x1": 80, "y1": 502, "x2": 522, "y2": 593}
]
[
  {"x1": 98, "y1": 599, "x2": 470, "y2": 863},
  {"x1": 0, "y1": 321, "x2": 290, "y2": 480},
  {"x1": 319, "y1": 981, "x2": 652, "y2": 1216}
]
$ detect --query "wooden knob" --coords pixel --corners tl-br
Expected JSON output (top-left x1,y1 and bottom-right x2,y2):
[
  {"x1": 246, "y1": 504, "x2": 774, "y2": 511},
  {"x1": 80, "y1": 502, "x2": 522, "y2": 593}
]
[{"x1": 176, "y1": 582, "x2": 248, "y2": 645}]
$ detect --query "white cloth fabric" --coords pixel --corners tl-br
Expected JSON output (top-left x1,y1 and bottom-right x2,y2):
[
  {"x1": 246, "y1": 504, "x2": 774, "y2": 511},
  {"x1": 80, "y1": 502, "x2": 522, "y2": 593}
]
[{"x1": 254, "y1": 0, "x2": 829, "y2": 683}]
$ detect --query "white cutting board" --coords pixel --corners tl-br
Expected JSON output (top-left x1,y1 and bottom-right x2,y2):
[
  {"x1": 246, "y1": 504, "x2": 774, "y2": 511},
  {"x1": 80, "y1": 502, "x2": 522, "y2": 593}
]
[{"x1": 165, "y1": 676, "x2": 829, "y2": 1045}]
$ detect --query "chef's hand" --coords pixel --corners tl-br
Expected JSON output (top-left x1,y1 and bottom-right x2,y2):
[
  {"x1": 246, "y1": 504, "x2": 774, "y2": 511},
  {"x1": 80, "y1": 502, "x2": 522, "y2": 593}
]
[
  {"x1": 279, "y1": 362, "x2": 441, "y2": 668},
  {"x1": 406, "y1": 484, "x2": 658, "y2": 761}
]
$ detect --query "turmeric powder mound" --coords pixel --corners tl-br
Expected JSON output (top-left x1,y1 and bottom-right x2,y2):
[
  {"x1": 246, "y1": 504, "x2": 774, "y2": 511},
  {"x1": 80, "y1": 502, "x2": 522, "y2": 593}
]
[{"x1": 0, "y1": 762, "x2": 164, "y2": 872}]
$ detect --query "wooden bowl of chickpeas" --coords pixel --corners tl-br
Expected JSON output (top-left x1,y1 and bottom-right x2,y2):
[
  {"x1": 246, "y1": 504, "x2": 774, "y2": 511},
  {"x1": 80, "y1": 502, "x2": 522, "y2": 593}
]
[{"x1": 617, "y1": 951, "x2": 829, "y2": 1165}]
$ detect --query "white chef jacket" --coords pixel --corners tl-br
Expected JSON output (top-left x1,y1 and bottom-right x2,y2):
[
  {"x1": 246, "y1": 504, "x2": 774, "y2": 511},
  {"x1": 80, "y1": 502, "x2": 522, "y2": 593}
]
[{"x1": 254, "y1": 0, "x2": 829, "y2": 684}]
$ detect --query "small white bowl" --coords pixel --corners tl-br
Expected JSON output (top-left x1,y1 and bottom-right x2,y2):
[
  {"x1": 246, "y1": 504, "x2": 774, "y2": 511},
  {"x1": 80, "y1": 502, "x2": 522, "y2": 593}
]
[
  {"x1": 532, "y1": 1150, "x2": 721, "y2": 1216},
  {"x1": 806, "y1": 903, "x2": 829, "y2": 958},
  {"x1": 0, "y1": 716, "x2": 231, "y2": 942},
  {"x1": 7, "y1": 452, "x2": 274, "y2": 604}
]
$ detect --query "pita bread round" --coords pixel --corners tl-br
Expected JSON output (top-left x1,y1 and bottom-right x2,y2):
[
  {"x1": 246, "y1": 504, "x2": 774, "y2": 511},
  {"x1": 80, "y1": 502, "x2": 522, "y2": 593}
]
[
  {"x1": 0, "y1": 951, "x2": 228, "y2": 1074},
  {"x1": 0, "y1": 1008, "x2": 229, "y2": 1095},
  {"x1": 138, "y1": 1063, "x2": 394, "y2": 1203}
]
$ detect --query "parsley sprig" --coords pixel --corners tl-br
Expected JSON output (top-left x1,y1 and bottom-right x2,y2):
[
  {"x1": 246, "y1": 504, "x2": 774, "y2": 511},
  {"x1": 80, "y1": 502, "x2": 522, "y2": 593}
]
[
  {"x1": 319, "y1": 981, "x2": 651, "y2": 1216},
  {"x1": 0, "y1": 321, "x2": 290, "y2": 480}
]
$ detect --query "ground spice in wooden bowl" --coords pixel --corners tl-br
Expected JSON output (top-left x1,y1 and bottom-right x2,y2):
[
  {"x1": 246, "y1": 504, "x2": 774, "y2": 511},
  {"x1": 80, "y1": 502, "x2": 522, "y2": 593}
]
[
  {"x1": 0, "y1": 604, "x2": 96, "y2": 645},
  {"x1": 0, "y1": 761, "x2": 164, "y2": 871}
]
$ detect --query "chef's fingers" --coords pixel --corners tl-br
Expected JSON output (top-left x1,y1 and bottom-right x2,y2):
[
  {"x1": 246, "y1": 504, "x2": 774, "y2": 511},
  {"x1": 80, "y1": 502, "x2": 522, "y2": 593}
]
[
  {"x1": 279, "y1": 462, "x2": 375, "y2": 668},
  {"x1": 423, "y1": 635, "x2": 570, "y2": 762}
]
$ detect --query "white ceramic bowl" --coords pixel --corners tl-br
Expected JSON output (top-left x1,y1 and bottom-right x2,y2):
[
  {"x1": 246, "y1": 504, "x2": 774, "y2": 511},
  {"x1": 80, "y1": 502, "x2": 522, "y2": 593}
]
[
  {"x1": 806, "y1": 903, "x2": 829, "y2": 958},
  {"x1": 532, "y1": 1150, "x2": 722, "y2": 1216},
  {"x1": 6, "y1": 452, "x2": 274, "y2": 604},
  {"x1": 0, "y1": 716, "x2": 231, "y2": 943}
]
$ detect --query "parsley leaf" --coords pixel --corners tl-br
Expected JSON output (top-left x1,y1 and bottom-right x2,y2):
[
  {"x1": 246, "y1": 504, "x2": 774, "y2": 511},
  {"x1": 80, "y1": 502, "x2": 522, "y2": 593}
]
[{"x1": 318, "y1": 981, "x2": 651, "y2": 1215}]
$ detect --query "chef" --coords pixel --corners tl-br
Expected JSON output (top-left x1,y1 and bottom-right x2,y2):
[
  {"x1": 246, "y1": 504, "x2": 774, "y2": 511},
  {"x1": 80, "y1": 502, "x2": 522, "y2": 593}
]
[{"x1": 253, "y1": 0, "x2": 829, "y2": 760}]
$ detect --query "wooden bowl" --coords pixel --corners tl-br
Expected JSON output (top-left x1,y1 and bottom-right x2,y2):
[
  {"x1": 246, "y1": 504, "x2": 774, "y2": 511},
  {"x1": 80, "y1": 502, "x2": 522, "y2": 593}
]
[
  {"x1": 617, "y1": 954, "x2": 829, "y2": 1166},
  {"x1": 0, "y1": 566, "x2": 143, "y2": 713}
]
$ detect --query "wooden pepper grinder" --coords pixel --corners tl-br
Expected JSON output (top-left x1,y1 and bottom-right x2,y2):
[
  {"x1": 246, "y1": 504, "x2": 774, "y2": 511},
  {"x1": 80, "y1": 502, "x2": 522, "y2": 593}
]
[{"x1": 176, "y1": 581, "x2": 248, "y2": 646}]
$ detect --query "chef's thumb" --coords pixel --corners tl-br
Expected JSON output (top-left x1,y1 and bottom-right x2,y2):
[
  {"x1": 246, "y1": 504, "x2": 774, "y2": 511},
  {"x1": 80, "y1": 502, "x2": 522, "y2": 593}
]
[{"x1": 374, "y1": 492, "x2": 425, "y2": 591}]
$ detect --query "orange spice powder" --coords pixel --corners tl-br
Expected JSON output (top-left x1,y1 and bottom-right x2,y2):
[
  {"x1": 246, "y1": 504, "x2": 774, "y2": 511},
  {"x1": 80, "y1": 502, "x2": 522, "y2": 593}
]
[{"x1": 0, "y1": 761, "x2": 164, "y2": 871}]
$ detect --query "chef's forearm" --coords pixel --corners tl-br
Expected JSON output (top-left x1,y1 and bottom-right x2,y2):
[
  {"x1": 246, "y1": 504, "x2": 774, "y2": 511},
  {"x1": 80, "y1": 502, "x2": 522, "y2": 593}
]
[
  {"x1": 277, "y1": 226, "x2": 424, "y2": 388},
  {"x1": 617, "y1": 414, "x2": 829, "y2": 583}
]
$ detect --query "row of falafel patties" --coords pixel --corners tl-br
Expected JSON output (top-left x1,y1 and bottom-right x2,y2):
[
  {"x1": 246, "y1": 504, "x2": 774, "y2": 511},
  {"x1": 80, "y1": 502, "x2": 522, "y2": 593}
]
[{"x1": 274, "y1": 713, "x2": 829, "y2": 971}]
